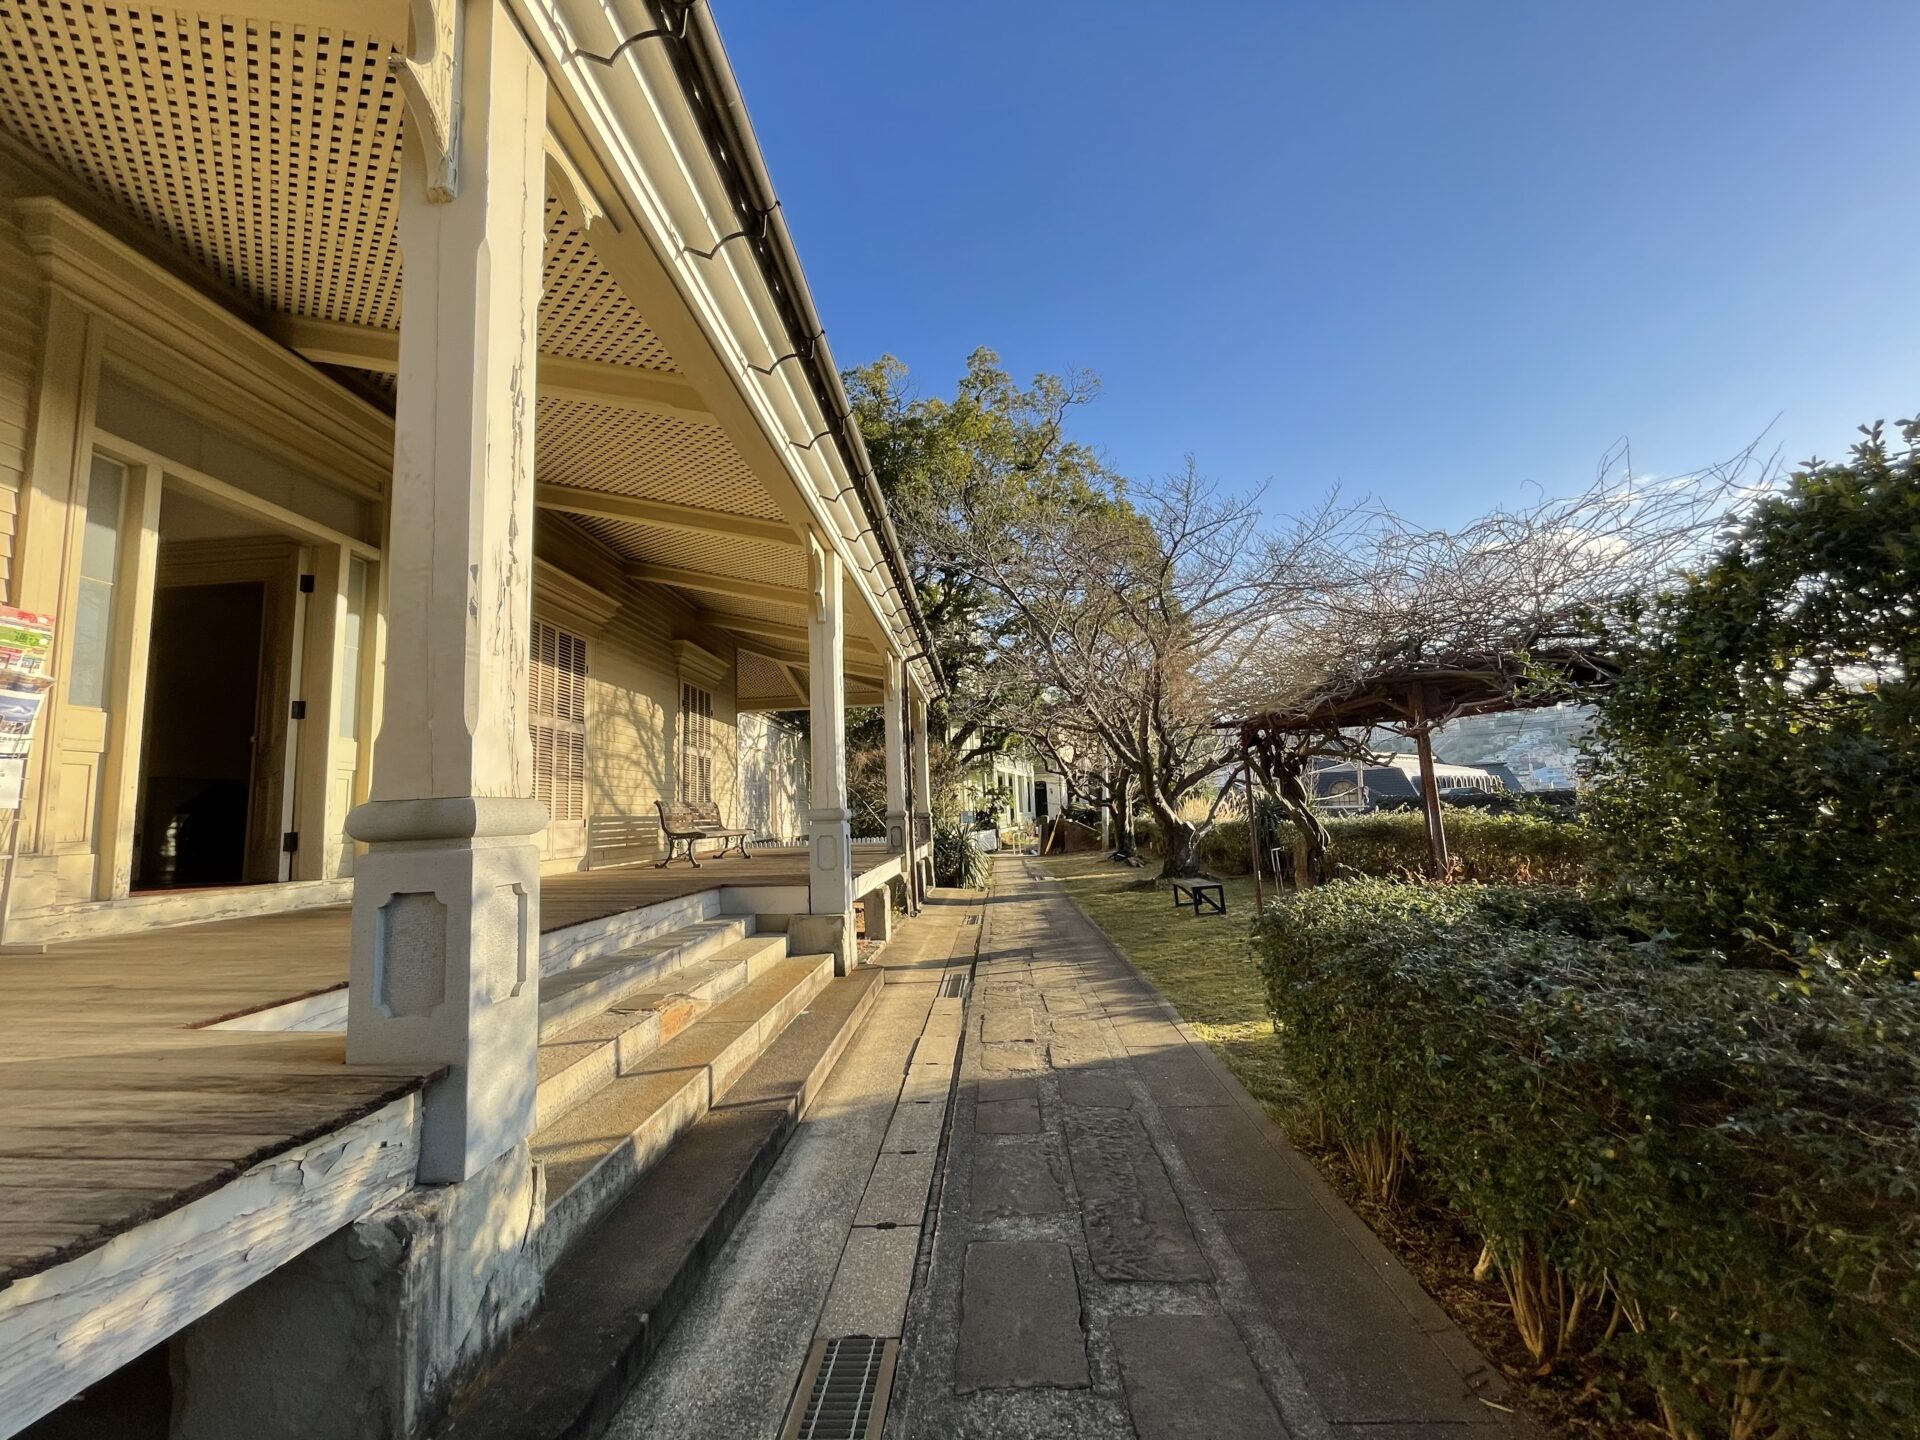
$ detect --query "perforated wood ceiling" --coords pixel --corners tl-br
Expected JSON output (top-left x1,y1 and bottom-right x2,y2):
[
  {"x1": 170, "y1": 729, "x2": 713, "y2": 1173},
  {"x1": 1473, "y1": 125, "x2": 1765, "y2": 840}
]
[
  {"x1": 736, "y1": 649, "x2": 802, "y2": 707},
  {"x1": 572, "y1": 516, "x2": 805, "y2": 590},
  {"x1": 0, "y1": 4, "x2": 815, "y2": 641},
  {"x1": 536, "y1": 398, "x2": 780, "y2": 519},
  {"x1": 0, "y1": 6, "x2": 404, "y2": 327},
  {"x1": 542, "y1": 200, "x2": 677, "y2": 371}
]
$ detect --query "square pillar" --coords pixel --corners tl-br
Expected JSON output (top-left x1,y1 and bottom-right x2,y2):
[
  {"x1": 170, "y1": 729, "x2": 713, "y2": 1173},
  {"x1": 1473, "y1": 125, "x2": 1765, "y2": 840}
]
[
  {"x1": 346, "y1": 0, "x2": 549, "y2": 1184},
  {"x1": 862, "y1": 887, "x2": 893, "y2": 943},
  {"x1": 883, "y1": 654, "x2": 908, "y2": 856},
  {"x1": 806, "y1": 534, "x2": 855, "y2": 972},
  {"x1": 910, "y1": 690, "x2": 934, "y2": 897}
]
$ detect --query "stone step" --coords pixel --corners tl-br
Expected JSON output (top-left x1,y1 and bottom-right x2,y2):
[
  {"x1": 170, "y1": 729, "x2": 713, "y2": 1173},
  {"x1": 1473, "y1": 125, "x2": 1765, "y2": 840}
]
[
  {"x1": 536, "y1": 917, "x2": 750, "y2": 1038},
  {"x1": 531, "y1": 953, "x2": 838, "y2": 1270},
  {"x1": 534, "y1": 934, "x2": 791, "y2": 1127},
  {"x1": 436, "y1": 966, "x2": 886, "y2": 1440}
]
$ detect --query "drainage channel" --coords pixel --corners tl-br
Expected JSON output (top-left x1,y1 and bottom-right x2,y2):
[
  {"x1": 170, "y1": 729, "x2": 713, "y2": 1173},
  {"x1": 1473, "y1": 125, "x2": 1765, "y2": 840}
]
[
  {"x1": 780, "y1": 1336, "x2": 899, "y2": 1440},
  {"x1": 779, "y1": 896, "x2": 983, "y2": 1440}
]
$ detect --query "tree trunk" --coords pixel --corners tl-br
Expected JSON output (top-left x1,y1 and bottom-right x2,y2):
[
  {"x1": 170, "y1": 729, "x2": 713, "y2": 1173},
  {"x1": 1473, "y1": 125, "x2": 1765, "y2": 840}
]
[
  {"x1": 1109, "y1": 770, "x2": 1137, "y2": 859},
  {"x1": 1153, "y1": 803, "x2": 1204, "y2": 879}
]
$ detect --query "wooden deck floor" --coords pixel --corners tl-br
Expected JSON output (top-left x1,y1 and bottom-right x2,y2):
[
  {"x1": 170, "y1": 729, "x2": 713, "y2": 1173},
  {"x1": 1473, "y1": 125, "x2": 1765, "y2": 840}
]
[{"x1": 0, "y1": 849, "x2": 887, "y2": 1286}]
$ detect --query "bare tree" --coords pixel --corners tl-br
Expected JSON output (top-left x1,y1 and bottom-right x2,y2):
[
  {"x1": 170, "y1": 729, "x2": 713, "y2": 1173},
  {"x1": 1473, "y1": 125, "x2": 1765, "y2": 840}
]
[
  {"x1": 958, "y1": 460, "x2": 1348, "y2": 877},
  {"x1": 1234, "y1": 436, "x2": 1781, "y2": 722}
]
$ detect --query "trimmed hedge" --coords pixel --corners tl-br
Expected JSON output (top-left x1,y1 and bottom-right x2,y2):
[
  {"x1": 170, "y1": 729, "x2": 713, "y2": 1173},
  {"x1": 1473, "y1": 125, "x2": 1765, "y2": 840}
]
[
  {"x1": 1318, "y1": 810, "x2": 1601, "y2": 885},
  {"x1": 1258, "y1": 879, "x2": 1920, "y2": 1439},
  {"x1": 1198, "y1": 810, "x2": 1601, "y2": 886}
]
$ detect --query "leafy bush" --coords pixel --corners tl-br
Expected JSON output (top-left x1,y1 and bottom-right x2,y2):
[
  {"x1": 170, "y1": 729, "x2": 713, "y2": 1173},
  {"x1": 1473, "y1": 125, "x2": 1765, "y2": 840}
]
[
  {"x1": 932, "y1": 817, "x2": 990, "y2": 888},
  {"x1": 1299, "y1": 810, "x2": 1600, "y2": 886},
  {"x1": 1259, "y1": 879, "x2": 1920, "y2": 1439},
  {"x1": 1198, "y1": 818, "x2": 1258, "y2": 875},
  {"x1": 1584, "y1": 417, "x2": 1920, "y2": 973}
]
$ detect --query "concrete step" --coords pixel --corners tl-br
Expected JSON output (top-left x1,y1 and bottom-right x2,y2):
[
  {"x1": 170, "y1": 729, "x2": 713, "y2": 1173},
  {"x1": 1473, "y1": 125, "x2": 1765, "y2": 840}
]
[
  {"x1": 531, "y1": 953, "x2": 839, "y2": 1270},
  {"x1": 538, "y1": 887, "x2": 719, "y2": 977},
  {"x1": 437, "y1": 966, "x2": 886, "y2": 1440},
  {"x1": 536, "y1": 917, "x2": 751, "y2": 1038},
  {"x1": 534, "y1": 934, "x2": 791, "y2": 1126}
]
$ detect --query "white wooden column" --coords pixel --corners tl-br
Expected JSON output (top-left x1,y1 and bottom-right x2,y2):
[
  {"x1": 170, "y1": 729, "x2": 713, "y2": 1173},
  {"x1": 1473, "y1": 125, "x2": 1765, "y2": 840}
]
[
  {"x1": 883, "y1": 654, "x2": 908, "y2": 856},
  {"x1": 346, "y1": 0, "x2": 549, "y2": 1184},
  {"x1": 910, "y1": 689, "x2": 934, "y2": 897},
  {"x1": 806, "y1": 534, "x2": 855, "y2": 972}
]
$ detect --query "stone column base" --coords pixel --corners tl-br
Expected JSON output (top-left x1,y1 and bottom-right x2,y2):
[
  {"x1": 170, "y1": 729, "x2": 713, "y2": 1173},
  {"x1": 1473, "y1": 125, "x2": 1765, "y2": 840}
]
[
  {"x1": 172, "y1": 1142, "x2": 542, "y2": 1440},
  {"x1": 347, "y1": 796, "x2": 545, "y2": 1183}
]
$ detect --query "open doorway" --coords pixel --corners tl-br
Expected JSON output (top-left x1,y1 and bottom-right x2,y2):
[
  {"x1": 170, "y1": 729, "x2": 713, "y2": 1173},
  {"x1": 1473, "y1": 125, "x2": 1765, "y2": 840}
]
[{"x1": 131, "y1": 488, "x2": 306, "y2": 891}]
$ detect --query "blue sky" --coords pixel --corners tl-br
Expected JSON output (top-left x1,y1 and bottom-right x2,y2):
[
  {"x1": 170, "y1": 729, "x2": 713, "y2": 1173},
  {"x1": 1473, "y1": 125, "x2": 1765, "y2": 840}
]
[{"x1": 716, "y1": 2, "x2": 1919, "y2": 526}]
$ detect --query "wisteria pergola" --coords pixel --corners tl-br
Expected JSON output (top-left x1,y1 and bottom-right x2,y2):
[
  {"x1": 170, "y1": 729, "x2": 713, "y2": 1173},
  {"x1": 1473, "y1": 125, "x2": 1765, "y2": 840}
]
[{"x1": 1235, "y1": 646, "x2": 1615, "y2": 878}]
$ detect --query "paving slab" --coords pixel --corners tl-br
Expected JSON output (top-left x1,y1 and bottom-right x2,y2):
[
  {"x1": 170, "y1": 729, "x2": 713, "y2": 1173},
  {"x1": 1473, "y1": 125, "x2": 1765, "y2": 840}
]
[
  {"x1": 977, "y1": 1040, "x2": 1044, "y2": 1075},
  {"x1": 1220, "y1": 1208, "x2": 1496, "y2": 1424},
  {"x1": 975, "y1": 1096, "x2": 1044, "y2": 1135},
  {"x1": 1111, "y1": 1312, "x2": 1287, "y2": 1440},
  {"x1": 882, "y1": 1098, "x2": 948, "y2": 1152},
  {"x1": 1163, "y1": 1104, "x2": 1314, "y2": 1210},
  {"x1": 971, "y1": 1139, "x2": 1070, "y2": 1220},
  {"x1": 954, "y1": 1241, "x2": 1090, "y2": 1392},
  {"x1": 977, "y1": 1073, "x2": 1040, "y2": 1103},
  {"x1": 819, "y1": 1225, "x2": 920, "y2": 1339},
  {"x1": 1058, "y1": 1070, "x2": 1134, "y2": 1109},
  {"x1": 854, "y1": 1150, "x2": 938, "y2": 1228},
  {"x1": 1130, "y1": 1043, "x2": 1236, "y2": 1107},
  {"x1": 981, "y1": 1008, "x2": 1037, "y2": 1044},
  {"x1": 1064, "y1": 1107, "x2": 1211, "y2": 1282}
]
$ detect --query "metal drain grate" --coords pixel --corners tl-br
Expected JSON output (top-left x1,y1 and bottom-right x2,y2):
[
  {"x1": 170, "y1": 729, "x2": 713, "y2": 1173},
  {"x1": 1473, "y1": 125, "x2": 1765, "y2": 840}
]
[
  {"x1": 939, "y1": 973, "x2": 969, "y2": 999},
  {"x1": 781, "y1": 1336, "x2": 899, "y2": 1440}
]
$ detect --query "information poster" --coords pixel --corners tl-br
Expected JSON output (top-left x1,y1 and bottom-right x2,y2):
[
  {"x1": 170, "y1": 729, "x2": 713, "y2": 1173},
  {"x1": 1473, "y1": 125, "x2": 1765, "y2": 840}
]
[{"x1": 0, "y1": 606, "x2": 53, "y2": 813}]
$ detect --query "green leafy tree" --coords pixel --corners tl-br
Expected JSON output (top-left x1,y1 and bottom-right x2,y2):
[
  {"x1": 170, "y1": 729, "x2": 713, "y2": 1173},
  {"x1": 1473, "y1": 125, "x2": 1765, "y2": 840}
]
[
  {"x1": 1584, "y1": 415, "x2": 1920, "y2": 973},
  {"x1": 846, "y1": 348, "x2": 1110, "y2": 762}
]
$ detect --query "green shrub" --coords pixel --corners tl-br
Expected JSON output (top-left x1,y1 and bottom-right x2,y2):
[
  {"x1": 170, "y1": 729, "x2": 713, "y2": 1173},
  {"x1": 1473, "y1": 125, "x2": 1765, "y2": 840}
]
[
  {"x1": 1300, "y1": 809, "x2": 1602, "y2": 886},
  {"x1": 932, "y1": 817, "x2": 990, "y2": 888},
  {"x1": 1583, "y1": 417, "x2": 1920, "y2": 973},
  {"x1": 1198, "y1": 818, "x2": 1256, "y2": 875},
  {"x1": 1258, "y1": 878, "x2": 1920, "y2": 1438}
]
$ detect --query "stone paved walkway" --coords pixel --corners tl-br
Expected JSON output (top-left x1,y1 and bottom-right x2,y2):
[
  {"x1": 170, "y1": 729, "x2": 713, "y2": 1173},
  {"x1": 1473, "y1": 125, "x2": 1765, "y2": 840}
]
[{"x1": 886, "y1": 855, "x2": 1535, "y2": 1440}]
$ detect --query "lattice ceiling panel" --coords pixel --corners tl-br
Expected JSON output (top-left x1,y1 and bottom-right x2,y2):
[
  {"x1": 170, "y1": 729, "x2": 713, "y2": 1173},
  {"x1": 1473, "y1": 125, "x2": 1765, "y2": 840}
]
[
  {"x1": 0, "y1": 4, "x2": 404, "y2": 327},
  {"x1": 698, "y1": 595, "x2": 814, "y2": 626},
  {"x1": 537, "y1": 397, "x2": 781, "y2": 519},
  {"x1": 736, "y1": 649, "x2": 801, "y2": 704},
  {"x1": 541, "y1": 198, "x2": 678, "y2": 371},
  {"x1": 567, "y1": 514, "x2": 806, "y2": 589}
]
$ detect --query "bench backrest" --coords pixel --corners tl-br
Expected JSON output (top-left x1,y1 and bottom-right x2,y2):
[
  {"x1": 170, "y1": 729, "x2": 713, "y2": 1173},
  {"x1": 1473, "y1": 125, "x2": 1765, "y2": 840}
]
[
  {"x1": 656, "y1": 799, "x2": 704, "y2": 836},
  {"x1": 588, "y1": 814, "x2": 660, "y2": 867},
  {"x1": 689, "y1": 798, "x2": 726, "y2": 827}
]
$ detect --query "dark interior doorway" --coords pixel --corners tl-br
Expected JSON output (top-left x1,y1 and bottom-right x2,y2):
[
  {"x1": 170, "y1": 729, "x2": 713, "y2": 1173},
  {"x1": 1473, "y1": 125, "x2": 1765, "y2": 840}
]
[{"x1": 132, "y1": 582, "x2": 265, "y2": 890}]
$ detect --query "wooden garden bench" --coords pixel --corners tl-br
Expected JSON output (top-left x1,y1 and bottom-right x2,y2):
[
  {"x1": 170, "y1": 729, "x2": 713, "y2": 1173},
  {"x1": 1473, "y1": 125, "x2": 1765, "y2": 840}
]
[
  {"x1": 1169, "y1": 878, "x2": 1226, "y2": 915},
  {"x1": 654, "y1": 799, "x2": 752, "y2": 867},
  {"x1": 689, "y1": 799, "x2": 751, "y2": 859}
]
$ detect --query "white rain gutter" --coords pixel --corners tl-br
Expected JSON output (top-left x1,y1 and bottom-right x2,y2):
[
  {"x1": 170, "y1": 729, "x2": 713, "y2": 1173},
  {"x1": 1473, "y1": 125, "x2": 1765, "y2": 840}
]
[{"x1": 512, "y1": 0, "x2": 943, "y2": 699}]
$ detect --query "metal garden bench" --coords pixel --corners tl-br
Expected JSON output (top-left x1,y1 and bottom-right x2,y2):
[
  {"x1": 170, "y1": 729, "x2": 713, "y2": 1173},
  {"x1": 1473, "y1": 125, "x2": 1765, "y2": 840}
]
[
  {"x1": 654, "y1": 799, "x2": 752, "y2": 867},
  {"x1": 1169, "y1": 878, "x2": 1226, "y2": 915}
]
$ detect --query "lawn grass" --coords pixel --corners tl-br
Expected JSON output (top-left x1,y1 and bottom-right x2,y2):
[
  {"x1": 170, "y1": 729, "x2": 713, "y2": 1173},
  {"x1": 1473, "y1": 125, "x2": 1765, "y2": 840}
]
[{"x1": 1040, "y1": 851, "x2": 1296, "y2": 1119}]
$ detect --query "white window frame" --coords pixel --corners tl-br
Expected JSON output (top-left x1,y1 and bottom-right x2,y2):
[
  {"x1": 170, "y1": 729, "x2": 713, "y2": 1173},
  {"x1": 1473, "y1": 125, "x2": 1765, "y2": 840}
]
[
  {"x1": 679, "y1": 680, "x2": 714, "y2": 805},
  {"x1": 531, "y1": 618, "x2": 588, "y2": 856}
]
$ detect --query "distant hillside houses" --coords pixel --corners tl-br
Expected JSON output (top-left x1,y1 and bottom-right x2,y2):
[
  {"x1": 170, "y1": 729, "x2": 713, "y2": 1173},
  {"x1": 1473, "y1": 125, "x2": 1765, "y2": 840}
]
[{"x1": 1365, "y1": 702, "x2": 1593, "y2": 792}]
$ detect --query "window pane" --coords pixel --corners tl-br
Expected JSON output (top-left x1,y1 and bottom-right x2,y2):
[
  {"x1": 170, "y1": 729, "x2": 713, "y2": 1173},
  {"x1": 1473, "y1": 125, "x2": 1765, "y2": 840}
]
[{"x1": 68, "y1": 456, "x2": 125, "y2": 709}]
